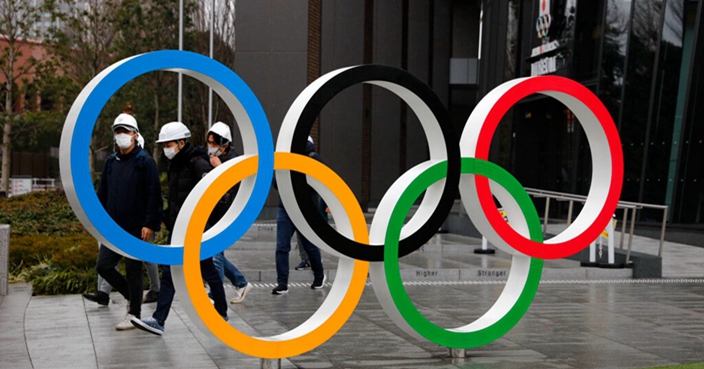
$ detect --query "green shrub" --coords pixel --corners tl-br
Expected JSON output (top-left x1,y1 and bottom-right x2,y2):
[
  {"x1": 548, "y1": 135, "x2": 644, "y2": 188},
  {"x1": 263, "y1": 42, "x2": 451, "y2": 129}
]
[
  {"x1": 3, "y1": 189, "x2": 164, "y2": 295},
  {"x1": 154, "y1": 227, "x2": 169, "y2": 245},
  {"x1": 9, "y1": 234, "x2": 63, "y2": 268},
  {"x1": 9, "y1": 233, "x2": 97, "y2": 270},
  {"x1": 0, "y1": 189, "x2": 86, "y2": 236},
  {"x1": 30, "y1": 267, "x2": 98, "y2": 295},
  {"x1": 50, "y1": 236, "x2": 100, "y2": 270}
]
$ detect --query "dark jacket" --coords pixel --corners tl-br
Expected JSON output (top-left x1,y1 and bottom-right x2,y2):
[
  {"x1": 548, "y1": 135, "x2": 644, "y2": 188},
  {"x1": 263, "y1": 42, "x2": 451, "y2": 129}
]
[
  {"x1": 98, "y1": 145, "x2": 162, "y2": 236},
  {"x1": 208, "y1": 146, "x2": 240, "y2": 225},
  {"x1": 164, "y1": 143, "x2": 211, "y2": 232},
  {"x1": 276, "y1": 141, "x2": 324, "y2": 211}
]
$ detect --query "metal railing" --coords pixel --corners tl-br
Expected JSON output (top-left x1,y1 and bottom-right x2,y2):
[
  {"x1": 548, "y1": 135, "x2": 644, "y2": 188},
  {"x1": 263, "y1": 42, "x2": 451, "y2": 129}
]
[
  {"x1": 524, "y1": 187, "x2": 668, "y2": 264},
  {"x1": 32, "y1": 178, "x2": 56, "y2": 191}
]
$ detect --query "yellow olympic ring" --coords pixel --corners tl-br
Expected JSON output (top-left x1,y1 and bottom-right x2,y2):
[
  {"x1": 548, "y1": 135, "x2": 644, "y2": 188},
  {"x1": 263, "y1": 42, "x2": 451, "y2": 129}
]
[{"x1": 172, "y1": 152, "x2": 369, "y2": 359}]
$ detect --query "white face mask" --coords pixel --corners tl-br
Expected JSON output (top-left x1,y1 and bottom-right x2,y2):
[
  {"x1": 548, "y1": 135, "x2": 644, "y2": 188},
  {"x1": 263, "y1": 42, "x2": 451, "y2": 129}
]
[
  {"x1": 207, "y1": 145, "x2": 221, "y2": 157},
  {"x1": 115, "y1": 133, "x2": 133, "y2": 150},
  {"x1": 163, "y1": 146, "x2": 177, "y2": 160}
]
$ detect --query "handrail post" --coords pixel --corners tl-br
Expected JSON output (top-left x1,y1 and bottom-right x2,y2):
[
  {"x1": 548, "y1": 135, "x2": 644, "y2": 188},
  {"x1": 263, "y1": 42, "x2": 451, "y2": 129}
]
[
  {"x1": 567, "y1": 200, "x2": 574, "y2": 226},
  {"x1": 543, "y1": 197, "x2": 550, "y2": 234},
  {"x1": 620, "y1": 208, "x2": 628, "y2": 249},
  {"x1": 659, "y1": 207, "x2": 668, "y2": 257},
  {"x1": 625, "y1": 207, "x2": 637, "y2": 265}
]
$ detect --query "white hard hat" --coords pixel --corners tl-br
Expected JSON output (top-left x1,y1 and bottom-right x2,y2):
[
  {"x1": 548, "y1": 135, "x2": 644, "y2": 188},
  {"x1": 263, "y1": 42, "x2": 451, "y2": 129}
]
[
  {"x1": 156, "y1": 121, "x2": 191, "y2": 143},
  {"x1": 112, "y1": 113, "x2": 139, "y2": 132},
  {"x1": 208, "y1": 122, "x2": 232, "y2": 143}
]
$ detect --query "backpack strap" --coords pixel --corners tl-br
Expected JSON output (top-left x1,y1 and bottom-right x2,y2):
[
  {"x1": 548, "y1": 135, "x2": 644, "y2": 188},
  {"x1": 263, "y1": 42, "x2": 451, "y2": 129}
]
[{"x1": 135, "y1": 149, "x2": 149, "y2": 169}]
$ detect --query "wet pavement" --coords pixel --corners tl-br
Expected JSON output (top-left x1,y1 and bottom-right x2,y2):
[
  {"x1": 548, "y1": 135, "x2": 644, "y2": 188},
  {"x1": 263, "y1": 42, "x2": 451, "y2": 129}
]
[{"x1": 2, "y1": 223, "x2": 704, "y2": 368}]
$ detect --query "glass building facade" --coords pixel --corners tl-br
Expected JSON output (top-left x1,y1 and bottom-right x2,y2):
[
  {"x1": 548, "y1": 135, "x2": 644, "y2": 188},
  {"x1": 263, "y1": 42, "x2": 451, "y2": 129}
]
[
  {"x1": 480, "y1": 0, "x2": 704, "y2": 225},
  {"x1": 234, "y1": 0, "x2": 703, "y2": 228}
]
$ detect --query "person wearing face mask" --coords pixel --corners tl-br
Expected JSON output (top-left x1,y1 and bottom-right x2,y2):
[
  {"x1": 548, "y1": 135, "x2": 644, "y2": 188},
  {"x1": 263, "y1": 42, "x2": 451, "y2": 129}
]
[
  {"x1": 272, "y1": 136, "x2": 326, "y2": 295},
  {"x1": 86, "y1": 113, "x2": 162, "y2": 330},
  {"x1": 84, "y1": 134, "x2": 162, "y2": 306},
  {"x1": 206, "y1": 122, "x2": 252, "y2": 304},
  {"x1": 131, "y1": 121, "x2": 228, "y2": 336}
]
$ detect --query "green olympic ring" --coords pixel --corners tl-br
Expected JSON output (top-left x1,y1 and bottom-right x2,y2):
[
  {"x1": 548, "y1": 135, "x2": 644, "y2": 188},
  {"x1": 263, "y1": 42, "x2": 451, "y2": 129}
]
[{"x1": 372, "y1": 157, "x2": 543, "y2": 348}]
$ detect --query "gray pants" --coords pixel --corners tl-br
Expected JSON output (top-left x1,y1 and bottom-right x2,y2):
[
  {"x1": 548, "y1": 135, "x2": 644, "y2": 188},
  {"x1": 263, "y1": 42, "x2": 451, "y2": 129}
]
[{"x1": 98, "y1": 262, "x2": 160, "y2": 294}]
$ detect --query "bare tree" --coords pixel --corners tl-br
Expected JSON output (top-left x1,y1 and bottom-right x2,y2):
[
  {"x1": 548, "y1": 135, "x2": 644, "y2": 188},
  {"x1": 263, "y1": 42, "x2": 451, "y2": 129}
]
[
  {"x1": 45, "y1": 0, "x2": 119, "y2": 177},
  {"x1": 112, "y1": 0, "x2": 188, "y2": 165},
  {"x1": 0, "y1": 0, "x2": 45, "y2": 194}
]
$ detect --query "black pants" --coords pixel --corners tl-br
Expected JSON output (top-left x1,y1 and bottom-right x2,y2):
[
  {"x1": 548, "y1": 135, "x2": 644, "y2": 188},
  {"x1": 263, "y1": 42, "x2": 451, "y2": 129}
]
[
  {"x1": 96, "y1": 245, "x2": 143, "y2": 318},
  {"x1": 152, "y1": 257, "x2": 227, "y2": 327}
]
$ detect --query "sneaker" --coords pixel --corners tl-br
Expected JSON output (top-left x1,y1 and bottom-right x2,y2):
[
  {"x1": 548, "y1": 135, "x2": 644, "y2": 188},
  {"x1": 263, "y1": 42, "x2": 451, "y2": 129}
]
[
  {"x1": 231, "y1": 283, "x2": 252, "y2": 304},
  {"x1": 271, "y1": 285, "x2": 288, "y2": 295},
  {"x1": 131, "y1": 316, "x2": 164, "y2": 336},
  {"x1": 311, "y1": 275, "x2": 326, "y2": 289},
  {"x1": 142, "y1": 290, "x2": 159, "y2": 304},
  {"x1": 294, "y1": 261, "x2": 310, "y2": 270},
  {"x1": 115, "y1": 314, "x2": 137, "y2": 330},
  {"x1": 83, "y1": 291, "x2": 109, "y2": 306}
]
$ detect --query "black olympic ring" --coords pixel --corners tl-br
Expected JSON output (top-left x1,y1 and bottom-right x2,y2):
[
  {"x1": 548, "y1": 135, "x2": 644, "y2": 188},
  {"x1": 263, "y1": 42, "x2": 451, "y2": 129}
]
[{"x1": 285, "y1": 65, "x2": 460, "y2": 262}]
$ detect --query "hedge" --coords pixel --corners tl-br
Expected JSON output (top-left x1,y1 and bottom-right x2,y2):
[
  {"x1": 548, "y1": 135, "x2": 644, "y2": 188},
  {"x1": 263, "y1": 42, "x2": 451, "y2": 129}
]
[{"x1": 2, "y1": 189, "x2": 161, "y2": 295}]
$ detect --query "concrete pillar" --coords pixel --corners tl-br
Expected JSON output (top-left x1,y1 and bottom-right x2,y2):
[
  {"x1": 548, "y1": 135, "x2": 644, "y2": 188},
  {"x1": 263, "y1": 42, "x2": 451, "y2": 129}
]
[
  {"x1": 0, "y1": 224, "x2": 9, "y2": 296},
  {"x1": 449, "y1": 348, "x2": 465, "y2": 358},
  {"x1": 260, "y1": 358, "x2": 281, "y2": 369}
]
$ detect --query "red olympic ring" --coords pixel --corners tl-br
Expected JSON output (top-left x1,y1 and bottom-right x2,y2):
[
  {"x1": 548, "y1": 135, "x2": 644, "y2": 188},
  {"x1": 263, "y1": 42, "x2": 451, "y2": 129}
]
[{"x1": 462, "y1": 76, "x2": 623, "y2": 260}]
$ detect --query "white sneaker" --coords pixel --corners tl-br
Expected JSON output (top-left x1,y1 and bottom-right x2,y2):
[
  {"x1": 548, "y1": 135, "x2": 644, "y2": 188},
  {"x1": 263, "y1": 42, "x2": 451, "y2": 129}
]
[
  {"x1": 116, "y1": 314, "x2": 137, "y2": 330},
  {"x1": 230, "y1": 283, "x2": 252, "y2": 304}
]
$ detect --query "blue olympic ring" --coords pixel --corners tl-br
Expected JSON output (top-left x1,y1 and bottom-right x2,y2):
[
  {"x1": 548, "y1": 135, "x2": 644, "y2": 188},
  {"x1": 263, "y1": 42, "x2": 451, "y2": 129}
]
[{"x1": 60, "y1": 50, "x2": 274, "y2": 265}]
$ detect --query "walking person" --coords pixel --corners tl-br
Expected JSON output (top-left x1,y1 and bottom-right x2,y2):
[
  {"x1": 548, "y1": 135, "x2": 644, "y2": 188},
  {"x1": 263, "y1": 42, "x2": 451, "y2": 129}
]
[
  {"x1": 82, "y1": 136, "x2": 161, "y2": 306},
  {"x1": 294, "y1": 199, "x2": 329, "y2": 271},
  {"x1": 83, "y1": 244, "x2": 161, "y2": 305},
  {"x1": 87, "y1": 113, "x2": 162, "y2": 330},
  {"x1": 206, "y1": 122, "x2": 252, "y2": 304},
  {"x1": 131, "y1": 122, "x2": 228, "y2": 336},
  {"x1": 134, "y1": 134, "x2": 161, "y2": 303},
  {"x1": 272, "y1": 136, "x2": 326, "y2": 295}
]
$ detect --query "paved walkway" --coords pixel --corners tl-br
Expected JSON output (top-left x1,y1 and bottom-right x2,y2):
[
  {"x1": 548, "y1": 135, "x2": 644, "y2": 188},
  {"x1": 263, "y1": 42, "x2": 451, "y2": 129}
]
[{"x1": 2, "y1": 226, "x2": 704, "y2": 368}]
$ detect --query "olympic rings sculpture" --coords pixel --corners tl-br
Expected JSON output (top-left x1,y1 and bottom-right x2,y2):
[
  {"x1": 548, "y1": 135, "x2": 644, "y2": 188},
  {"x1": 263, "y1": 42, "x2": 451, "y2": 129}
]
[{"x1": 60, "y1": 50, "x2": 623, "y2": 359}]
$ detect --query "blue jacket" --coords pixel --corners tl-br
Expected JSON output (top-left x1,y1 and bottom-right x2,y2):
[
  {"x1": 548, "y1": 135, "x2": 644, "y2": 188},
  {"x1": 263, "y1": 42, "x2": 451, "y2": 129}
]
[{"x1": 98, "y1": 145, "x2": 162, "y2": 236}]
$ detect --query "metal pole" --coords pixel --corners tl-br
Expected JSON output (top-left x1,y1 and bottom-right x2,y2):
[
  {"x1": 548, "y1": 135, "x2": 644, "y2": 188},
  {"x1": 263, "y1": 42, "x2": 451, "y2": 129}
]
[
  {"x1": 658, "y1": 207, "x2": 668, "y2": 257},
  {"x1": 567, "y1": 200, "x2": 573, "y2": 226},
  {"x1": 208, "y1": 0, "x2": 214, "y2": 130},
  {"x1": 607, "y1": 215, "x2": 615, "y2": 264},
  {"x1": 178, "y1": 0, "x2": 183, "y2": 123},
  {"x1": 620, "y1": 207, "x2": 628, "y2": 249},
  {"x1": 543, "y1": 197, "x2": 550, "y2": 234},
  {"x1": 477, "y1": 8, "x2": 483, "y2": 60},
  {"x1": 626, "y1": 207, "x2": 637, "y2": 264}
]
